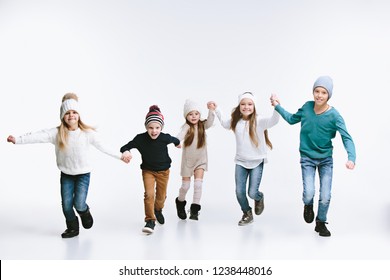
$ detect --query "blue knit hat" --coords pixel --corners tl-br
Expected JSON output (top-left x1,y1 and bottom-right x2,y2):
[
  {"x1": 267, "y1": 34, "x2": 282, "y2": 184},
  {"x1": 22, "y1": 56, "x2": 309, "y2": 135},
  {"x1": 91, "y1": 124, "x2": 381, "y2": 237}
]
[{"x1": 313, "y1": 76, "x2": 333, "y2": 99}]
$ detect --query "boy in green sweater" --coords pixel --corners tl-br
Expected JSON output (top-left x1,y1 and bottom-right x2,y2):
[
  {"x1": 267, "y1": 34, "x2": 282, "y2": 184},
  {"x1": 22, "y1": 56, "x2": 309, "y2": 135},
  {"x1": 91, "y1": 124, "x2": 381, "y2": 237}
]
[{"x1": 271, "y1": 76, "x2": 356, "y2": 237}]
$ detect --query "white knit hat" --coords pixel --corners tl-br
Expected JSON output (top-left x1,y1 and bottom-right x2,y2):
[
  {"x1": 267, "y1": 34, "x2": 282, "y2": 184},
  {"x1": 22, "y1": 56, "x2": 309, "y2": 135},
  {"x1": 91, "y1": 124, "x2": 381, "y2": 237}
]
[
  {"x1": 183, "y1": 99, "x2": 201, "y2": 118},
  {"x1": 60, "y1": 99, "x2": 80, "y2": 120},
  {"x1": 238, "y1": 92, "x2": 255, "y2": 104}
]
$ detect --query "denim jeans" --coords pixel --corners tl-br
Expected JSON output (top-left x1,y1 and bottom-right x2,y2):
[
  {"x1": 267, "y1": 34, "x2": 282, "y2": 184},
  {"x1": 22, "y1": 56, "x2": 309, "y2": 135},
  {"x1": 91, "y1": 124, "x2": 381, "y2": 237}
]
[
  {"x1": 300, "y1": 156, "x2": 333, "y2": 222},
  {"x1": 60, "y1": 172, "x2": 90, "y2": 222},
  {"x1": 235, "y1": 162, "x2": 264, "y2": 213}
]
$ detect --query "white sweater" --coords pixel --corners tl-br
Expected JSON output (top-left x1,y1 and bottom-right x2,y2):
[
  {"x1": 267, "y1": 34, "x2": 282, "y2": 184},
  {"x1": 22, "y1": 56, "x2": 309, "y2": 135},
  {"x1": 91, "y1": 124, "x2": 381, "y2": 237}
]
[
  {"x1": 15, "y1": 127, "x2": 121, "y2": 175},
  {"x1": 215, "y1": 109, "x2": 279, "y2": 168}
]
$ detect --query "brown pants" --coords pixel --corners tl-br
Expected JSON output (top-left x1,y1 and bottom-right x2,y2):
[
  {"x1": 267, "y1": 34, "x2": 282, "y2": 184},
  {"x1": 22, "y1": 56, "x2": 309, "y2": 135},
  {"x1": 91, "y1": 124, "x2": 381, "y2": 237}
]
[{"x1": 142, "y1": 169, "x2": 170, "y2": 221}]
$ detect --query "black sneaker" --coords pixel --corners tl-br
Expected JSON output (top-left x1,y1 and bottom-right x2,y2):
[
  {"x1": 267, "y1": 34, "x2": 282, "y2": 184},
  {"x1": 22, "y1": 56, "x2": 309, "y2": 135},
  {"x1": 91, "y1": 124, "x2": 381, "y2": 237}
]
[
  {"x1": 303, "y1": 204, "x2": 314, "y2": 223},
  {"x1": 154, "y1": 209, "x2": 165, "y2": 225},
  {"x1": 315, "y1": 221, "x2": 331, "y2": 237},
  {"x1": 142, "y1": 220, "x2": 155, "y2": 234}
]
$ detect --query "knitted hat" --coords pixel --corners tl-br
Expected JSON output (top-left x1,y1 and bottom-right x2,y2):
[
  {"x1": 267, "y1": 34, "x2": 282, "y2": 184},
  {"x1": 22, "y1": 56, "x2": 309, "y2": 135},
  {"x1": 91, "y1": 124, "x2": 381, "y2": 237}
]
[
  {"x1": 145, "y1": 105, "x2": 164, "y2": 128},
  {"x1": 60, "y1": 98, "x2": 80, "y2": 120},
  {"x1": 183, "y1": 99, "x2": 201, "y2": 118},
  {"x1": 313, "y1": 76, "x2": 333, "y2": 99},
  {"x1": 238, "y1": 92, "x2": 255, "y2": 104}
]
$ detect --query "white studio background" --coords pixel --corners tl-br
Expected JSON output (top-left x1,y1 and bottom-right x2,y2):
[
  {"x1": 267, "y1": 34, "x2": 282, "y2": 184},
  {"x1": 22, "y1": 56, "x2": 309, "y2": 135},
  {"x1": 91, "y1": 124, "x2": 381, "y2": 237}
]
[{"x1": 0, "y1": 0, "x2": 389, "y2": 265}]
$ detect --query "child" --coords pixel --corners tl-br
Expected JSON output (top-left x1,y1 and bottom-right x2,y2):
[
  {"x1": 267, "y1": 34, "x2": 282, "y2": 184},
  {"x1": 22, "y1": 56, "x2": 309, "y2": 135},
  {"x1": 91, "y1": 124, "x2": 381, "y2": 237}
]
[
  {"x1": 120, "y1": 105, "x2": 180, "y2": 234},
  {"x1": 213, "y1": 92, "x2": 279, "y2": 226},
  {"x1": 175, "y1": 99, "x2": 215, "y2": 220},
  {"x1": 271, "y1": 76, "x2": 356, "y2": 237},
  {"x1": 7, "y1": 93, "x2": 129, "y2": 238}
]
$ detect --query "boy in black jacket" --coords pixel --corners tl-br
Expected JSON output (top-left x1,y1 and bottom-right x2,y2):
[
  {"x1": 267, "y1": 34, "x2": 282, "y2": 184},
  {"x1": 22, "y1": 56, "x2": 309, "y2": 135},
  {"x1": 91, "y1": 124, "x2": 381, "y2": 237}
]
[{"x1": 121, "y1": 105, "x2": 180, "y2": 234}]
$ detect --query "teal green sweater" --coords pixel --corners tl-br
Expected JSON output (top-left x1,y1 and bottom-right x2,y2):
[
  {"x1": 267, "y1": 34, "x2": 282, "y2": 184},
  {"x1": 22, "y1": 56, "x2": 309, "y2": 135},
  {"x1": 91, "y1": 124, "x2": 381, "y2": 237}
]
[{"x1": 275, "y1": 101, "x2": 356, "y2": 163}]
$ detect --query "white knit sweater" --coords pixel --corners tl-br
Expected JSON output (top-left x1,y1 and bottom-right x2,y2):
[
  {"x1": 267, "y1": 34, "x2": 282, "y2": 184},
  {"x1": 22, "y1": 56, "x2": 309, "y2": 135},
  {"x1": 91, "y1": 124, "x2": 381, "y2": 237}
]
[
  {"x1": 215, "y1": 109, "x2": 279, "y2": 168},
  {"x1": 15, "y1": 127, "x2": 121, "y2": 175}
]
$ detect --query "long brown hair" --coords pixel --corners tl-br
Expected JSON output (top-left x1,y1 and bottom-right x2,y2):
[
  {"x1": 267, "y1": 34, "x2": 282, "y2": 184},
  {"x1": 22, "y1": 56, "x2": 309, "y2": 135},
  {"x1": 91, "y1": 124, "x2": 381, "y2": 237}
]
[
  {"x1": 57, "y1": 93, "x2": 95, "y2": 150},
  {"x1": 183, "y1": 119, "x2": 207, "y2": 149},
  {"x1": 230, "y1": 105, "x2": 273, "y2": 149}
]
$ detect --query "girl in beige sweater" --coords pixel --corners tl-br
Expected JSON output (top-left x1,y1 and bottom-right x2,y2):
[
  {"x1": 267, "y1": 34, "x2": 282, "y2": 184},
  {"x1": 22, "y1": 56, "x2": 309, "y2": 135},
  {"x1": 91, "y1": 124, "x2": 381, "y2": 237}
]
[{"x1": 175, "y1": 99, "x2": 216, "y2": 220}]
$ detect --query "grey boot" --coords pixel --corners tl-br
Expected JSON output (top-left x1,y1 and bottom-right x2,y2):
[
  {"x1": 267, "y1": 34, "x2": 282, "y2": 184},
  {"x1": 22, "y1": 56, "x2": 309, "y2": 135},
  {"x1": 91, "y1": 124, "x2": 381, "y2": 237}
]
[{"x1": 238, "y1": 210, "x2": 253, "y2": 226}]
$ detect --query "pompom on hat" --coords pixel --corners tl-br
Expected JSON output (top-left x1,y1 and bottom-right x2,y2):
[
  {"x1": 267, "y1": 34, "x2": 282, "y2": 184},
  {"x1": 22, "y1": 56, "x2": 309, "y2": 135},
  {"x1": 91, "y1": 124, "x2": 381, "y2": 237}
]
[
  {"x1": 60, "y1": 98, "x2": 80, "y2": 120},
  {"x1": 238, "y1": 92, "x2": 255, "y2": 104},
  {"x1": 145, "y1": 105, "x2": 164, "y2": 128},
  {"x1": 183, "y1": 99, "x2": 202, "y2": 119},
  {"x1": 313, "y1": 76, "x2": 333, "y2": 99}
]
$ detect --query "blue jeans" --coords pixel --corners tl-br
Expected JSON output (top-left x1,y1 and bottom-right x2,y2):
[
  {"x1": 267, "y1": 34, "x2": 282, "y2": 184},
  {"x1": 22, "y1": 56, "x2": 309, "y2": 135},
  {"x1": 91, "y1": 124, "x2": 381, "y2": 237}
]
[
  {"x1": 235, "y1": 162, "x2": 264, "y2": 213},
  {"x1": 60, "y1": 172, "x2": 90, "y2": 222},
  {"x1": 300, "y1": 157, "x2": 333, "y2": 222}
]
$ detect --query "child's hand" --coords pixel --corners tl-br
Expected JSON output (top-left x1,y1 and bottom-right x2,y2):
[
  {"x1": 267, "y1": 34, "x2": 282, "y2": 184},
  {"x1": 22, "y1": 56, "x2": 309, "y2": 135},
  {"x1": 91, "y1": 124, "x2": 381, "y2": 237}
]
[
  {"x1": 7, "y1": 135, "x2": 15, "y2": 144},
  {"x1": 270, "y1": 94, "x2": 280, "y2": 107},
  {"x1": 270, "y1": 94, "x2": 280, "y2": 106},
  {"x1": 207, "y1": 101, "x2": 217, "y2": 110},
  {"x1": 121, "y1": 151, "x2": 132, "y2": 163},
  {"x1": 346, "y1": 161, "x2": 355, "y2": 170}
]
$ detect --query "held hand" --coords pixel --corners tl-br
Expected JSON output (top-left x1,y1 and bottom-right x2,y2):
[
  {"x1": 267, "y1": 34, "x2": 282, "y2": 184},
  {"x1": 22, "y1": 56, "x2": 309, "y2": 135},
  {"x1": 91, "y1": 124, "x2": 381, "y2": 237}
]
[
  {"x1": 121, "y1": 151, "x2": 132, "y2": 164},
  {"x1": 346, "y1": 161, "x2": 355, "y2": 170},
  {"x1": 270, "y1": 94, "x2": 280, "y2": 107},
  {"x1": 7, "y1": 135, "x2": 16, "y2": 144},
  {"x1": 207, "y1": 101, "x2": 217, "y2": 110}
]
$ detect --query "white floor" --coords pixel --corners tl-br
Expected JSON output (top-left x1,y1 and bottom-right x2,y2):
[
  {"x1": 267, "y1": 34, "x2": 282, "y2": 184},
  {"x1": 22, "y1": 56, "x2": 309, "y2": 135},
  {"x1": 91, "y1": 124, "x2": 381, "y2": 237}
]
[{"x1": 1, "y1": 163, "x2": 389, "y2": 261}]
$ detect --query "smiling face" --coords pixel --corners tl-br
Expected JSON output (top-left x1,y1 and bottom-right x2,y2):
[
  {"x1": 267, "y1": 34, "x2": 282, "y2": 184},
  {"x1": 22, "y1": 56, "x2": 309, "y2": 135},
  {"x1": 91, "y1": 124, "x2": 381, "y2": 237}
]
[
  {"x1": 146, "y1": 122, "x2": 162, "y2": 139},
  {"x1": 186, "y1": 110, "x2": 200, "y2": 125},
  {"x1": 313, "y1": 86, "x2": 330, "y2": 106},
  {"x1": 239, "y1": 98, "x2": 255, "y2": 119},
  {"x1": 63, "y1": 110, "x2": 79, "y2": 130}
]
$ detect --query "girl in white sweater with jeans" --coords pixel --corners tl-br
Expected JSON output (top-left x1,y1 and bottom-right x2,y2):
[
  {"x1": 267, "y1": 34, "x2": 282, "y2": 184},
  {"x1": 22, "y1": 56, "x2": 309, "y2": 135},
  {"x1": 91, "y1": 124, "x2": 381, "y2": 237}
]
[
  {"x1": 7, "y1": 93, "x2": 129, "y2": 238},
  {"x1": 213, "y1": 92, "x2": 279, "y2": 226}
]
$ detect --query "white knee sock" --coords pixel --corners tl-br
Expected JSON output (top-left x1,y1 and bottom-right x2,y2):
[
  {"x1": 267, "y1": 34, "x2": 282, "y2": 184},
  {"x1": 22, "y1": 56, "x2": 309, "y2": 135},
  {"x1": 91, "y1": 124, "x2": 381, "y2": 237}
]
[
  {"x1": 193, "y1": 179, "x2": 203, "y2": 205},
  {"x1": 178, "y1": 180, "x2": 191, "y2": 201}
]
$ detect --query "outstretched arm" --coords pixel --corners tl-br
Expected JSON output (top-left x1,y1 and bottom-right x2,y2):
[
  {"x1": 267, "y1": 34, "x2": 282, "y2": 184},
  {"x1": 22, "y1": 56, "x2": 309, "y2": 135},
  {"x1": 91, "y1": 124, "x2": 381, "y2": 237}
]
[
  {"x1": 272, "y1": 96, "x2": 302, "y2": 125},
  {"x1": 211, "y1": 102, "x2": 231, "y2": 130},
  {"x1": 204, "y1": 101, "x2": 216, "y2": 129}
]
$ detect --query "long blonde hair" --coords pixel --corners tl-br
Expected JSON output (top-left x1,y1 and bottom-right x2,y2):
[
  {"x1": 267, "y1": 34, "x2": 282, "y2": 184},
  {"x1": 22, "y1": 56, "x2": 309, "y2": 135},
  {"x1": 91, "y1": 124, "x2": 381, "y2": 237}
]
[
  {"x1": 183, "y1": 119, "x2": 207, "y2": 149},
  {"x1": 57, "y1": 93, "x2": 95, "y2": 150},
  {"x1": 230, "y1": 105, "x2": 273, "y2": 149}
]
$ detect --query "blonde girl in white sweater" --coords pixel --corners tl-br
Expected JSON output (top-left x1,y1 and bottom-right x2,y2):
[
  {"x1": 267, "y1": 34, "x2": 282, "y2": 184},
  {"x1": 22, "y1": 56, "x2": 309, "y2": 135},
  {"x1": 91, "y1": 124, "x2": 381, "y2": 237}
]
[
  {"x1": 213, "y1": 92, "x2": 279, "y2": 226},
  {"x1": 175, "y1": 99, "x2": 215, "y2": 220},
  {"x1": 7, "y1": 93, "x2": 129, "y2": 238}
]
